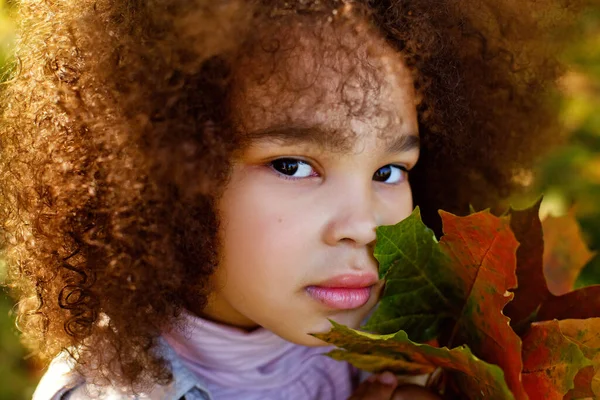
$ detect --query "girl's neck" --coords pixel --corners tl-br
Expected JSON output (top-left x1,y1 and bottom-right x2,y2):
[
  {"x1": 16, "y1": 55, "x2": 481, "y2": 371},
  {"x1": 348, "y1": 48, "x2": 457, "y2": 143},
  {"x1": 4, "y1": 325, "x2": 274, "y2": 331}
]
[
  {"x1": 160, "y1": 308, "x2": 355, "y2": 399},
  {"x1": 184, "y1": 296, "x2": 261, "y2": 332}
]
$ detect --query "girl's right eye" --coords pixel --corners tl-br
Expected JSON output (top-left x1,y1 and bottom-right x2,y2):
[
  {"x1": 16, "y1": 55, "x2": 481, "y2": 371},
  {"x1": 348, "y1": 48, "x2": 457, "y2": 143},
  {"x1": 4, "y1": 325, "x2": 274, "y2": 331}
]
[{"x1": 268, "y1": 158, "x2": 317, "y2": 180}]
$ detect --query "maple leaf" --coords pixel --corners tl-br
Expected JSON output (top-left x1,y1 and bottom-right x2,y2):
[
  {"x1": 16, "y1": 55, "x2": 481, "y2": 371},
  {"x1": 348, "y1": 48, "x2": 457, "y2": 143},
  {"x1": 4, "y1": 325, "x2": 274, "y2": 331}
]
[
  {"x1": 496, "y1": 202, "x2": 600, "y2": 398},
  {"x1": 502, "y1": 199, "x2": 600, "y2": 327},
  {"x1": 359, "y1": 207, "x2": 528, "y2": 399},
  {"x1": 521, "y1": 320, "x2": 592, "y2": 399},
  {"x1": 542, "y1": 209, "x2": 596, "y2": 295},
  {"x1": 314, "y1": 200, "x2": 600, "y2": 400},
  {"x1": 362, "y1": 207, "x2": 460, "y2": 342},
  {"x1": 559, "y1": 318, "x2": 600, "y2": 399},
  {"x1": 537, "y1": 285, "x2": 600, "y2": 321},
  {"x1": 313, "y1": 321, "x2": 514, "y2": 400},
  {"x1": 436, "y1": 210, "x2": 527, "y2": 399},
  {"x1": 503, "y1": 197, "x2": 551, "y2": 326}
]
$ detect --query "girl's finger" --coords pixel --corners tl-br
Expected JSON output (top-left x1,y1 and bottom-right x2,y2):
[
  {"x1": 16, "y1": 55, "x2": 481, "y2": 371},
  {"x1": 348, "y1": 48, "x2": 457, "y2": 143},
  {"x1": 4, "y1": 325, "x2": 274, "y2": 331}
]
[
  {"x1": 348, "y1": 372, "x2": 399, "y2": 400},
  {"x1": 392, "y1": 384, "x2": 442, "y2": 400}
]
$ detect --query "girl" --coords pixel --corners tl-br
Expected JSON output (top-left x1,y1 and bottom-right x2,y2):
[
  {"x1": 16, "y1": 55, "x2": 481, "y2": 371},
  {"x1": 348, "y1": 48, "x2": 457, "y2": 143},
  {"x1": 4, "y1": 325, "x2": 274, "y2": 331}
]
[{"x1": 0, "y1": 0, "x2": 583, "y2": 399}]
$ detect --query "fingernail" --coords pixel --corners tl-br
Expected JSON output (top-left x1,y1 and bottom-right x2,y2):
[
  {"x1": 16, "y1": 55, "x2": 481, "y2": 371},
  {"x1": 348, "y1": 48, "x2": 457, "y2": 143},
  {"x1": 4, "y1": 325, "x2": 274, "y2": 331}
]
[{"x1": 377, "y1": 371, "x2": 397, "y2": 386}]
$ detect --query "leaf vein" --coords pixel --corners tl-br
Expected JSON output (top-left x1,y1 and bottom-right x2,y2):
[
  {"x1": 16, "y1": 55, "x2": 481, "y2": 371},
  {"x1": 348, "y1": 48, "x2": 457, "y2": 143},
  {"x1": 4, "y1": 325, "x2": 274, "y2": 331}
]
[{"x1": 380, "y1": 232, "x2": 451, "y2": 309}]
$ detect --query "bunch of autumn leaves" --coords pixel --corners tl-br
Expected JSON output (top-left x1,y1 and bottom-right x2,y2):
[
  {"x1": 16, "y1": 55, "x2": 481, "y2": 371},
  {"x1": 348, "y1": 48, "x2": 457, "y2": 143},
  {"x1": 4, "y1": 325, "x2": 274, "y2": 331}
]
[{"x1": 314, "y1": 198, "x2": 600, "y2": 400}]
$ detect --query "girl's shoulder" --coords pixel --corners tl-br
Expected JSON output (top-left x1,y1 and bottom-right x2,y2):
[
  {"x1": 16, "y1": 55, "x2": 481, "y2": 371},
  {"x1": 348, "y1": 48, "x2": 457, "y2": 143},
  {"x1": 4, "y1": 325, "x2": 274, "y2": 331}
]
[
  {"x1": 32, "y1": 352, "x2": 84, "y2": 400},
  {"x1": 32, "y1": 341, "x2": 213, "y2": 400}
]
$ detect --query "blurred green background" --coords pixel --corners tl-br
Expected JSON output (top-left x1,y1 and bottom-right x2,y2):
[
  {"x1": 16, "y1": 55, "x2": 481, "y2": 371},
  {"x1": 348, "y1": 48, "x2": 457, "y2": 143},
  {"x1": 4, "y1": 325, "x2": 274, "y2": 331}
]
[
  {"x1": 0, "y1": 2, "x2": 41, "y2": 400},
  {"x1": 0, "y1": 2, "x2": 599, "y2": 399}
]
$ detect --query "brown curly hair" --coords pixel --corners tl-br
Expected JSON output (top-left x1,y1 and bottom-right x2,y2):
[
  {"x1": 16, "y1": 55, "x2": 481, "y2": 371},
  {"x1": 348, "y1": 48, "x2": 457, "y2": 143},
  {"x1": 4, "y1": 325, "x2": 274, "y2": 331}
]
[{"x1": 0, "y1": 0, "x2": 586, "y2": 393}]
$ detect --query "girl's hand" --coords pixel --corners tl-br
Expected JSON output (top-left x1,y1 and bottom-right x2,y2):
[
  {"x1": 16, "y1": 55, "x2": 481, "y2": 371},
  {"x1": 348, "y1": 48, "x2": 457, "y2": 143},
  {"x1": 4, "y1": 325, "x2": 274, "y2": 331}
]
[{"x1": 349, "y1": 372, "x2": 441, "y2": 400}]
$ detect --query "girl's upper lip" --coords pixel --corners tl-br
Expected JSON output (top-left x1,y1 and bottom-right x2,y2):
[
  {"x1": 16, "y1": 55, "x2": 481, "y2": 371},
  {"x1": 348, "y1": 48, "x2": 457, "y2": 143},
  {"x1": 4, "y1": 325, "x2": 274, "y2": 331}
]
[{"x1": 313, "y1": 273, "x2": 379, "y2": 288}]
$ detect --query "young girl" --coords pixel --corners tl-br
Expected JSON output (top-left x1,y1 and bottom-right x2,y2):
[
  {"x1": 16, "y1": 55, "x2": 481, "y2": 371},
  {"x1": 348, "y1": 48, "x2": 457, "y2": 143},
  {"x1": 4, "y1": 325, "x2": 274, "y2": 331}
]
[{"x1": 0, "y1": 0, "x2": 583, "y2": 399}]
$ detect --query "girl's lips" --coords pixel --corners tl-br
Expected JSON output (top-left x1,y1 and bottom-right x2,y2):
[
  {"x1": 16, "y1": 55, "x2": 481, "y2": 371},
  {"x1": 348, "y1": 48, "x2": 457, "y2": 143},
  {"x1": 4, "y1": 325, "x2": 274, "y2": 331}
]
[{"x1": 305, "y1": 285, "x2": 373, "y2": 310}]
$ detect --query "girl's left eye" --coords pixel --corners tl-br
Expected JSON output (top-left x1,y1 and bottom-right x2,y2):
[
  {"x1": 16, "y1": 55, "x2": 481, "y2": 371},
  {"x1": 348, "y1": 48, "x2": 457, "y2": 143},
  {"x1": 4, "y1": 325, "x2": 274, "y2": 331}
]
[
  {"x1": 373, "y1": 165, "x2": 408, "y2": 184},
  {"x1": 267, "y1": 158, "x2": 408, "y2": 184}
]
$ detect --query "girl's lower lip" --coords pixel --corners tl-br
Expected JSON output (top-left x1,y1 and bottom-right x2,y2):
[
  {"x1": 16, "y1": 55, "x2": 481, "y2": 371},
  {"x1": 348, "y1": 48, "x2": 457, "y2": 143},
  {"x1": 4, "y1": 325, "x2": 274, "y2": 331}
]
[{"x1": 305, "y1": 285, "x2": 372, "y2": 310}]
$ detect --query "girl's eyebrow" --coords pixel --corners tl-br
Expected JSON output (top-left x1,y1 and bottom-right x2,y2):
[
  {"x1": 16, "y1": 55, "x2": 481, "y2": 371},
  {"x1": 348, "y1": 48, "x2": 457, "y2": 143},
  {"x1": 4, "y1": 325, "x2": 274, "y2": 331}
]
[{"x1": 240, "y1": 125, "x2": 420, "y2": 154}]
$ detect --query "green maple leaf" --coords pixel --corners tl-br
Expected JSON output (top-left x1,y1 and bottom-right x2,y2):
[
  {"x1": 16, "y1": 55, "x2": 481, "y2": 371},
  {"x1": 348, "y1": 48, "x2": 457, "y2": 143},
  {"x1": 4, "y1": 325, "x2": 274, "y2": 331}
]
[{"x1": 361, "y1": 207, "x2": 460, "y2": 342}]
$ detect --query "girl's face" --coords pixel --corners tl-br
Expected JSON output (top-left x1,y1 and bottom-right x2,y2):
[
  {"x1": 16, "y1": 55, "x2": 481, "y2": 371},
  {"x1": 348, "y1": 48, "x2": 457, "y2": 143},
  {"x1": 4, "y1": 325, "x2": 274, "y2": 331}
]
[{"x1": 201, "y1": 20, "x2": 420, "y2": 346}]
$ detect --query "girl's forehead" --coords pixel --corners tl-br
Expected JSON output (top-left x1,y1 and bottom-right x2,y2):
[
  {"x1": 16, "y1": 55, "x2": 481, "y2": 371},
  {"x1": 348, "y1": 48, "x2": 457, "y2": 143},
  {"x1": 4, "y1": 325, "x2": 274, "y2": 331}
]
[{"x1": 229, "y1": 18, "x2": 418, "y2": 151}]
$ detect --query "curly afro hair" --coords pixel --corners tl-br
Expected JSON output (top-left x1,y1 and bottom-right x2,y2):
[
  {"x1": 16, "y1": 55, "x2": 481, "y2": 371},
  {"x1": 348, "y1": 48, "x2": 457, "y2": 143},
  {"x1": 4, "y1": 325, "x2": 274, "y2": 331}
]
[{"x1": 0, "y1": 0, "x2": 586, "y2": 392}]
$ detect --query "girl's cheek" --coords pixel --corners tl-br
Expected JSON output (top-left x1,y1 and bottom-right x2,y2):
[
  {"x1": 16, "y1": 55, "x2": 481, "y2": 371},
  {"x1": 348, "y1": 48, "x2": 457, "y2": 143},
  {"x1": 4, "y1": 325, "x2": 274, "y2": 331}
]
[{"x1": 376, "y1": 185, "x2": 414, "y2": 223}]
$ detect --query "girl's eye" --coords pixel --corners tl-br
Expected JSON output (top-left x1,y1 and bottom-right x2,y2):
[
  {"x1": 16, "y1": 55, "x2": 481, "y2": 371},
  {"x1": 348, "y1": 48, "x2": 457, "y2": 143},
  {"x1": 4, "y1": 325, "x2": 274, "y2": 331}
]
[
  {"x1": 269, "y1": 158, "x2": 316, "y2": 179},
  {"x1": 373, "y1": 165, "x2": 408, "y2": 184}
]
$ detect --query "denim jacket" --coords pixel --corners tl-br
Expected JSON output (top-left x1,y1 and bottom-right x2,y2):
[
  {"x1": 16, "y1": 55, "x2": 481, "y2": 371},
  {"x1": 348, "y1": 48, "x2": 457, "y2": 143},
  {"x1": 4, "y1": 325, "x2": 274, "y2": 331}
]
[{"x1": 32, "y1": 339, "x2": 215, "y2": 400}]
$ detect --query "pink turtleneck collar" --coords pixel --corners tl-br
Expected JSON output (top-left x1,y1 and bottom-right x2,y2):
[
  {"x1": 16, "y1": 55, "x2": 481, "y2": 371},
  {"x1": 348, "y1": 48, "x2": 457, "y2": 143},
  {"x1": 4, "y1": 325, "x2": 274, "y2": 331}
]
[{"x1": 161, "y1": 310, "x2": 356, "y2": 400}]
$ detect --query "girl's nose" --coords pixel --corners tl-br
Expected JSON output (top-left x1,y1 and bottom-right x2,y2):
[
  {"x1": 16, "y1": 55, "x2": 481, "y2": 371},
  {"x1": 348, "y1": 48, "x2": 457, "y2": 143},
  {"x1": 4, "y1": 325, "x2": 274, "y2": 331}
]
[{"x1": 322, "y1": 185, "x2": 378, "y2": 248}]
